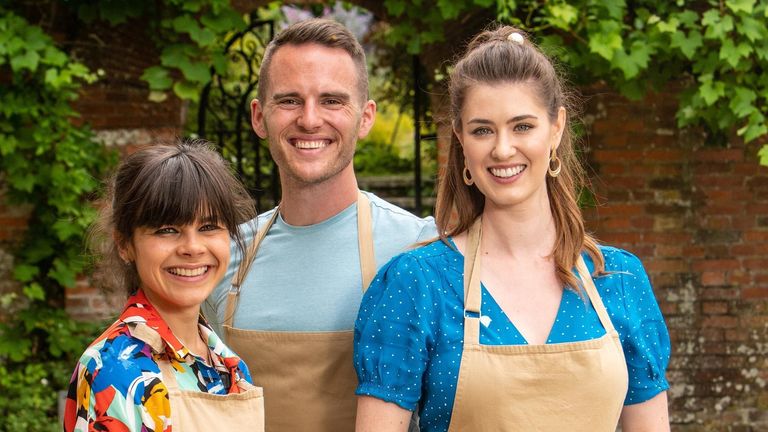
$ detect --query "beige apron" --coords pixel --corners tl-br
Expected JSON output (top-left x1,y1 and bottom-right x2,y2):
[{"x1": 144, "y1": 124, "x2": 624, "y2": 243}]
[
  {"x1": 447, "y1": 218, "x2": 629, "y2": 431},
  {"x1": 222, "y1": 191, "x2": 375, "y2": 432},
  {"x1": 158, "y1": 359, "x2": 264, "y2": 432}
]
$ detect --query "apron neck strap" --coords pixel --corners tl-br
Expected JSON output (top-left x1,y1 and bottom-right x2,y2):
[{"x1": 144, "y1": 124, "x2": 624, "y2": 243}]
[
  {"x1": 223, "y1": 191, "x2": 376, "y2": 328},
  {"x1": 158, "y1": 359, "x2": 181, "y2": 392},
  {"x1": 356, "y1": 191, "x2": 376, "y2": 292},
  {"x1": 462, "y1": 217, "x2": 615, "y2": 343},
  {"x1": 575, "y1": 256, "x2": 616, "y2": 333},
  {"x1": 223, "y1": 209, "x2": 279, "y2": 328}
]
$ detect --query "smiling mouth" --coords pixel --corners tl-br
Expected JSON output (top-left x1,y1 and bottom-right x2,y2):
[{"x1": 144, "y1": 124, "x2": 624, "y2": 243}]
[
  {"x1": 167, "y1": 266, "x2": 209, "y2": 277},
  {"x1": 293, "y1": 139, "x2": 329, "y2": 149},
  {"x1": 489, "y1": 166, "x2": 526, "y2": 178}
]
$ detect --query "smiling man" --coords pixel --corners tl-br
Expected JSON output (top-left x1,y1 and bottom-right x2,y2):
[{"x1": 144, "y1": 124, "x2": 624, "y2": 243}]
[{"x1": 204, "y1": 19, "x2": 435, "y2": 432}]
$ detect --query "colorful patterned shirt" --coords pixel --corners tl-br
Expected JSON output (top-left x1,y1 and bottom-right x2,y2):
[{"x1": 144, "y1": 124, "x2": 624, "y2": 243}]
[{"x1": 63, "y1": 289, "x2": 252, "y2": 432}]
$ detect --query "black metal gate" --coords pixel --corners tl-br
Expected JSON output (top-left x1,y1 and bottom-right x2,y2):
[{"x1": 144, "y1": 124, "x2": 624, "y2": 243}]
[{"x1": 197, "y1": 16, "x2": 277, "y2": 212}]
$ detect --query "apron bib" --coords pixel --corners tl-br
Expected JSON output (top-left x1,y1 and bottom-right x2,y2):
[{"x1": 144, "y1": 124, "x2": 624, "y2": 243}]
[
  {"x1": 158, "y1": 359, "x2": 264, "y2": 432},
  {"x1": 447, "y1": 218, "x2": 629, "y2": 432},
  {"x1": 222, "y1": 191, "x2": 375, "y2": 432}
]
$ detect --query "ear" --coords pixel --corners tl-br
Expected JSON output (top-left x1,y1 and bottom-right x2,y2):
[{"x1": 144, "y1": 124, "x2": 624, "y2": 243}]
[
  {"x1": 251, "y1": 98, "x2": 268, "y2": 139},
  {"x1": 356, "y1": 99, "x2": 377, "y2": 139},
  {"x1": 551, "y1": 106, "x2": 566, "y2": 151},
  {"x1": 114, "y1": 231, "x2": 135, "y2": 263}
]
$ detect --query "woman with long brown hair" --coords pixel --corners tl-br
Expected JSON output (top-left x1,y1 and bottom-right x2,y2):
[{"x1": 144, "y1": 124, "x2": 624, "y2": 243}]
[{"x1": 353, "y1": 26, "x2": 671, "y2": 431}]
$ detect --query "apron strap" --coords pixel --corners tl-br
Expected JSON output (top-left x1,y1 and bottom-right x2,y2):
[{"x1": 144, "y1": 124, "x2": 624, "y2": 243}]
[
  {"x1": 224, "y1": 192, "x2": 377, "y2": 327},
  {"x1": 157, "y1": 359, "x2": 181, "y2": 393},
  {"x1": 224, "y1": 209, "x2": 279, "y2": 328},
  {"x1": 357, "y1": 191, "x2": 376, "y2": 292},
  {"x1": 462, "y1": 217, "x2": 616, "y2": 343},
  {"x1": 575, "y1": 256, "x2": 617, "y2": 334},
  {"x1": 462, "y1": 218, "x2": 483, "y2": 344}
]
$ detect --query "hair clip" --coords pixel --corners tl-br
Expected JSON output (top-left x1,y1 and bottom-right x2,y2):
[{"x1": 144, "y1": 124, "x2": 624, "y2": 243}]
[{"x1": 508, "y1": 32, "x2": 524, "y2": 45}]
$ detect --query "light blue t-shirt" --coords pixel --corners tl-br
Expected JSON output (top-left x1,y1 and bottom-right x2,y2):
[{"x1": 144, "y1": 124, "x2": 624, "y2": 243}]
[
  {"x1": 354, "y1": 240, "x2": 671, "y2": 432},
  {"x1": 205, "y1": 191, "x2": 437, "y2": 333}
]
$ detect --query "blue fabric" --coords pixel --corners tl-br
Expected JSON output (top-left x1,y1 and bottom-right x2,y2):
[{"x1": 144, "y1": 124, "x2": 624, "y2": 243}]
[{"x1": 354, "y1": 240, "x2": 671, "y2": 432}]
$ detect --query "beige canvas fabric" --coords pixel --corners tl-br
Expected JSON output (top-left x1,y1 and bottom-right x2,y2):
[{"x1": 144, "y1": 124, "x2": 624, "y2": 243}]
[
  {"x1": 447, "y1": 218, "x2": 629, "y2": 431},
  {"x1": 158, "y1": 359, "x2": 264, "y2": 432},
  {"x1": 222, "y1": 192, "x2": 375, "y2": 432}
]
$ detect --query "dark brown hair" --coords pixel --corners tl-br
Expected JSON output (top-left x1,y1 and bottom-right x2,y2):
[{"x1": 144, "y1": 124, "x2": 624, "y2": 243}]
[
  {"x1": 257, "y1": 18, "x2": 369, "y2": 103},
  {"x1": 90, "y1": 139, "x2": 257, "y2": 295},
  {"x1": 435, "y1": 25, "x2": 604, "y2": 290}
]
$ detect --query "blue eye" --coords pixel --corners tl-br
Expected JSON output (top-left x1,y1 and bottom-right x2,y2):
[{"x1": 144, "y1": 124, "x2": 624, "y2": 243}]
[
  {"x1": 471, "y1": 127, "x2": 493, "y2": 136},
  {"x1": 514, "y1": 124, "x2": 533, "y2": 132}
]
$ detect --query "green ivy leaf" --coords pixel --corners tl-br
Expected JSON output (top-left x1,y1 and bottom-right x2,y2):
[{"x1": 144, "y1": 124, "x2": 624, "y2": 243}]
[
  {"x1": 141, "y1": 66, "x2": 173, "y2": 91},
  {"x1": 384, "y1": 0, "x2": 406, "y2": 17},
  {"x1": 10, "y1": 50, "x2": 40, "y2": 72},
  {"x1": 758, "y1": 144, "x2": 768, "y2": 165},
  {"x1": 588, "y1": 21, "x2": 623, "y2": 61},
  {"x1": 729, "y1": 87, "x2": 757, "y2": 118},
  {"x1": 200, "y1": 8, "x2": 246, "y2": 33},
  {"x1": 437, "y1": 0, "x2": 463, "y2": 19},
  {"x1": 670, "y1": 30, "x2": 702, "y2": 59},
  {"x1": 698, "y1": 75, "x2": 726, "y2": 106},
  {"x1": 173, "y1": 80, "x2": 201, "y2": 101},
  {"x1": 52, "y1": 219, "x2": 81, "y2": 241},
  {"x1": 48, "y1": 258, "x2": 79, "y2": 288},
  {"x1": 547, "y1": 3, "x2": 580, "y2": 29},
  {"x1": 13, "y1": 265, "x2": 39, "y2": 283},
  {"x1": 703, "y1": 12, "x2": 734, "y2": 39},
  {"x1": 725, "y1": 0, "x2": 756, "y2": 14},
  {"x1": 22, "y1": 283, "x2": 45, "y2": 301},
  {"x1": 738, "y1": 16, "x2": 765, "y2": 42}
]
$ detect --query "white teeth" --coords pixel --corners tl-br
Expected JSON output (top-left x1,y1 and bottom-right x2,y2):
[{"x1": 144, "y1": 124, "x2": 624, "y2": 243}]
[
  {"x1": 168, "y1": 267, "x2": 208, "y2": 277},
  {"x1": 294, "y1": 140, "x2": 327, "y2": 149},
  {"x1": 490, "y1": 166, "x2": 525, "y2": 178}
]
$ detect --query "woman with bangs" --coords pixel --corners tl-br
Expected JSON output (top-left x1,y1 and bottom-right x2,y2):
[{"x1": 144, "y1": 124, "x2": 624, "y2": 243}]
[
  {"x1": 63, "y1": 140, "x2": 264, "y2": 432},
  {"x1": 354, "y1": 26, "x2": 671, "y2": 431}
]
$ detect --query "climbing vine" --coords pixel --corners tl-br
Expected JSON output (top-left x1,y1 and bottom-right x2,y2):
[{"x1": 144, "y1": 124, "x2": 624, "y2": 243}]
[
  {"x1": 0, "y1": 5, "x2": 116, "y2": 429},
  {"x1": 381, "y1": 0, "x2": 768, "y2": 163}
]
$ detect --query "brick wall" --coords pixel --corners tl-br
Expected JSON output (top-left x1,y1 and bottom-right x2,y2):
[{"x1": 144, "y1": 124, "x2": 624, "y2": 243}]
[{"x1": 582, "y1": 87, "x2": 768, "y2": 430}]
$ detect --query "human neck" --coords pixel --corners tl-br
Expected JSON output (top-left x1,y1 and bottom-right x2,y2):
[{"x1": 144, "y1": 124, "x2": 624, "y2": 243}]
[
  {"x1": 278, "y1": 166, "x2": 359, "y2": 226},
  {"x1": 479, "y1": 198, "x2": 556, "y2": 259},
  {"x1": 151, "y1": 302, "x2": 207, "y2": 358}
]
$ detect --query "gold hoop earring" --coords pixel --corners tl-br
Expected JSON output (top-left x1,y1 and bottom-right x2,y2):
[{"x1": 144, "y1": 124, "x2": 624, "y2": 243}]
[
  {"x1": 462, "y1": 166, "x2": 474, "y2": 186},
  {"x1": 548, "y1": 149, "x2": 562, "y2": 178}
]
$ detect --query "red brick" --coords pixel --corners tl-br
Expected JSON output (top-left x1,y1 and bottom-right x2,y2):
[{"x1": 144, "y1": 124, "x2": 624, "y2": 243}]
[
  {"x1": 692, "y1": 259, "x2": 741, "y2": 271},
  {"x1": 701, "y1": 315, "x2": 739, "y2": 328},
  {"x1": 645, "y1": 259, "x2": 687, "y2": 273},
  {"x1": 702, "y1": 301, "x2": 729, "y2": 314},
  {"x1": 701, "y1": 271, "x2": 726, "y2": 286},
  {"x1": 743, "y1": 288, "x2": 768, "y2": 299},
  {"x1": 694, "y1": 149, "x2": 744, "y2": 162}
]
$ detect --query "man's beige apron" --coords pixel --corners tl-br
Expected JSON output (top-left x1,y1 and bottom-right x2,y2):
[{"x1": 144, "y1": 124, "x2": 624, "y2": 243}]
[
  {"x1": 158, "y1": 359, "x2": 265, "y2": 431},
  {"x1": 447, "y1": 218, "x2": 629, "y2": 431},
  {"x1": 222, "y1": 191, "x2": 375, "y2": 432}
]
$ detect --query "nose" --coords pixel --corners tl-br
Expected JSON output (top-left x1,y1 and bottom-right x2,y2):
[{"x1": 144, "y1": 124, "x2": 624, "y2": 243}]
[
  {"x1": 296, "y1": 100, "x2": 322, "y2": 131},
  {"x1": 178, "y1": 232, "x2": 206, "y2": 257},
  {"x1": 491, "y1": 131, "x2": 517, "y2": 160}
]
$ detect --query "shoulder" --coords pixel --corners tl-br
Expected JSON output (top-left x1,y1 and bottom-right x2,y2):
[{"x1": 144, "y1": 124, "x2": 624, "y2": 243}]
[
  {"x1": 597, "y1": 245, "x2": 647, "y2": 275},
  {"x1": 375, "y1": 240, "x2": 459, "y2": 283},
  {"x1": 363, "y1": 191, "x2": 435, "y2": 228},
  {"x1": 82, "y1": 321, "x2": 159, "y2": 372}
]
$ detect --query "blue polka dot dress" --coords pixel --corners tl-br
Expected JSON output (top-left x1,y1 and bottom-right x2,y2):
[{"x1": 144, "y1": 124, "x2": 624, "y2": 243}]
[{"x1": 353, "y1": 240, "x2": 671, "y2": 432}]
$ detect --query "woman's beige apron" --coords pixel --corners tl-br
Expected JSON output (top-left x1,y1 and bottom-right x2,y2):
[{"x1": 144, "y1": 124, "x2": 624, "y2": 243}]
[
  {"x1": 158, "y1": 359, "x2": 264, "y2": 431},
  {"x1": 447, "y1": 218, "x2": 629, "y2": 431},
  {"x1": 222, "y1": 191, "x2": 375, "y2": 432}
]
